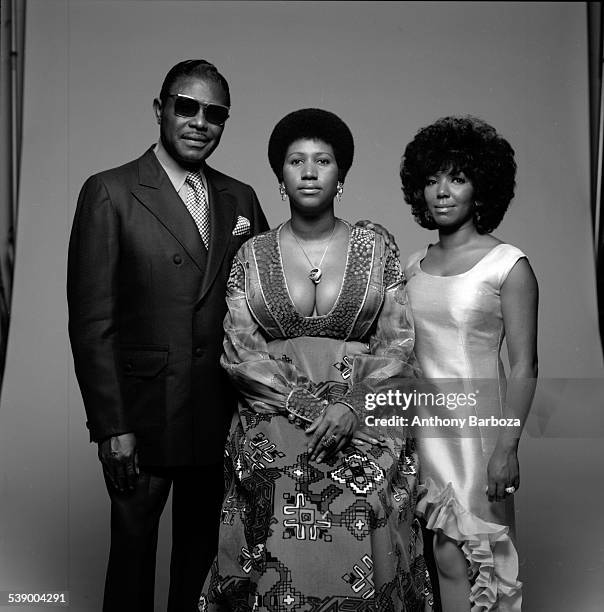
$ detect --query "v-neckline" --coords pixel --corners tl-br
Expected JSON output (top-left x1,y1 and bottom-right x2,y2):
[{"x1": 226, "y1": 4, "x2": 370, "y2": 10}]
[{"x1": 276, "y1": 220, "x2": 352, "y2": 319}]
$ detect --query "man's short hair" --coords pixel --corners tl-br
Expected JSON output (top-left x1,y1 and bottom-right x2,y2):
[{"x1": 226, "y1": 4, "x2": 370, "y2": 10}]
[{"x1": 159, "y1": 60, "x2": 231, "y2": 106}]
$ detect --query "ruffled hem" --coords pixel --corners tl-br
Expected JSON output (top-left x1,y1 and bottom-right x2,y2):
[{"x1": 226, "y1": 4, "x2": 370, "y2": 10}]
[{"x1": 416, "y1": 478, "x2": 522, "y2": 612}]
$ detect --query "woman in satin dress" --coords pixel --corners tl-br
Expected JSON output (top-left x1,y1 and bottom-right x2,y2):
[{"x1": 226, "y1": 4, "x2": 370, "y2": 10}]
[
  {"x1": 199, "y1": 108, "x2": 429, "y2": 611},
  {"x1": 400, "y1": 116, "x2": 538, "y2": 611}
]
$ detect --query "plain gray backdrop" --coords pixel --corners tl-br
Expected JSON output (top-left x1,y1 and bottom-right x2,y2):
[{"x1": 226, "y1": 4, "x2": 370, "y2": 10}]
[{"x1": 0, "y1": 1, "x2": 602, "y2": 610}]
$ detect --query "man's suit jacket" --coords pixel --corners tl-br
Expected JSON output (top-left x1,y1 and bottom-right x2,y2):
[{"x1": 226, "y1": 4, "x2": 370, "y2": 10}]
[{"x1": 67, "y1": 147, "x2": 269, "y2": 466}]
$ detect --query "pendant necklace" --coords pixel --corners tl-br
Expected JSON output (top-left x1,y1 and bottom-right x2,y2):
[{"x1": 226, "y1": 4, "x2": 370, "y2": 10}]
[{"x1": 288, "y1": 219, "x2": 339, "y2": 285}]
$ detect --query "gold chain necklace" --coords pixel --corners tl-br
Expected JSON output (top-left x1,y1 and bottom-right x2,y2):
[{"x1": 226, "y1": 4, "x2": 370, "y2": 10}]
[{"x1": 287, "y1": 219, "x2": 339, "y2": 284}]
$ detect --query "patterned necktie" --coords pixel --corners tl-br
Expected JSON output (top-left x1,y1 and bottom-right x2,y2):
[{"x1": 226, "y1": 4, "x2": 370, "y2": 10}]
[{"x1": 185, "y1": 172, "x2": 210, "y2": 248}]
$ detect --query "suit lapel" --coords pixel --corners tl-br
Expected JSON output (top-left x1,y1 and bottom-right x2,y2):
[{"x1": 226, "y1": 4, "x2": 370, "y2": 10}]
[
  {"x1": 131, "y1": 147, "x2": 207, "y2": 273},
  {"x1": 198, "y1": 165, "x2": 237, "y2": 301}
]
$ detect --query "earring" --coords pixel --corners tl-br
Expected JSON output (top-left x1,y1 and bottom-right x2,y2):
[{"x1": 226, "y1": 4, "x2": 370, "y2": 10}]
[
  {"x1": 336, "y1": 182, "x2": 344, "y2": 203},
  {"x1": 473, "y1": 201, "x2": 482, "y2": 225},
  {"x1": 279, "y1": 183, "x2": 287, "y2": 201}
]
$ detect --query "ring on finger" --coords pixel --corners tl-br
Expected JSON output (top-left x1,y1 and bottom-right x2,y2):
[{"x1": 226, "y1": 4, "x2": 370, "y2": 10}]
[
  {"x1": 505, "y1": 486, "x2": 516, "y2": 494},
  {"x1": 322, "y1": 434, "x2": 338, "y2": 450}
]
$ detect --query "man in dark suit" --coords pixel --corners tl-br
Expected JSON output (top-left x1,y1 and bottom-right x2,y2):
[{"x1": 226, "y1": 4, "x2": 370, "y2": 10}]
[{"x1": 67, "y1": 60, "x2": 268, "y2": 611}]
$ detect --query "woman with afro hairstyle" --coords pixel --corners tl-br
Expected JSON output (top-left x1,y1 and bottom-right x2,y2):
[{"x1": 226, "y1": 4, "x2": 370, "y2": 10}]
[
  {"x1": 401, "y1": 116, "x2": 538, "y2": 612},
  {"x1": 199, "y1": 108, "x2": 430, "y2": 610}
]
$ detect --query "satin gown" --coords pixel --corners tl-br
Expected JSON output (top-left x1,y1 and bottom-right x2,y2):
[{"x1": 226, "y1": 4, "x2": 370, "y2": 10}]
[
  {"x1": 404, "y1": 243, "x2": 526, "y2": 612},
  {"x1": 199, "y1": 224, "x2": 429, "y2": 611}
]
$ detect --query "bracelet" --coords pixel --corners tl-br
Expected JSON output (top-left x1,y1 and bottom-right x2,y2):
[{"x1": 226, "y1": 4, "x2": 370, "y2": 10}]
[
  {"x1": 285, "y1": 388, "x2": 327, "y2": 426},
  {"x1": 335, "y1": 399, "x2": 360, "y2": 420}
]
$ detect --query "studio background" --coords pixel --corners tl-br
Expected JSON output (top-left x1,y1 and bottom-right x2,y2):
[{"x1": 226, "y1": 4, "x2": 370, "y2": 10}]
[{"x1": 1, "y1": 1, "x2": 602, "y2": 610}]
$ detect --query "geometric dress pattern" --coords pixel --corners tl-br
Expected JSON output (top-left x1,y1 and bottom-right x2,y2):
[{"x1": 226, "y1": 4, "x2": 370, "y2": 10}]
[{"x1": 199, "y1": 224, "x2": 432, "y2": 611}]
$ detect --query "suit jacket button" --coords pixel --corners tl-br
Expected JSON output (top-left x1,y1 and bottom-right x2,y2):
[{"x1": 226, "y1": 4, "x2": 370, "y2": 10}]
[
  {"x1": 194, "y1": 347, "x2": 204, "y2": 357},
  {"x1": 173, "y1": 254, "x2": 182, "y2": 264}
]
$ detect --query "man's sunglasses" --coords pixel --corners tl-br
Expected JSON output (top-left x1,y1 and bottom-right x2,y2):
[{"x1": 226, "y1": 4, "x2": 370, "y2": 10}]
[{"x1": 167, "y1": 94, "x2": 230, "y2": 126}]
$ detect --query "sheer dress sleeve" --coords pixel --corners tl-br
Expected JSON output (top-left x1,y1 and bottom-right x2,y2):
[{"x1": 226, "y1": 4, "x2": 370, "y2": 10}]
[
  {"x1": 220, "y1": 251, "x2": 328, "y2": 426},
  {"x1": 221, "y1": 245, "x2": 420, "y2": 425},
  {"x1": 342, "y1": 249, "x2": 421, "y2": 414}
]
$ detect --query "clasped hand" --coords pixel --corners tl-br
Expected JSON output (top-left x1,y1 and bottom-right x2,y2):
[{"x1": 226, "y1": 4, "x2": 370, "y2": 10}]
[
  {"x1": 305, "y1": 403, "x2": 359, "y2": 463},
  {"x1": 98, "y1": 432, "x2": 139, "y2": 492}
]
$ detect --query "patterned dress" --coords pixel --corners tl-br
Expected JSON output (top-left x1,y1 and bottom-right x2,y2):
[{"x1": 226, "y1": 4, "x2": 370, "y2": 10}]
[{"x1": 199, "y1": 224, "x2": 429, "y2": 611}]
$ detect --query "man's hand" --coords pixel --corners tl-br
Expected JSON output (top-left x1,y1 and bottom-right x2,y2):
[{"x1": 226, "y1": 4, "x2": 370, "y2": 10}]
[
  {"x1": 98, "y1": 432, "x2": 139, "y2": 492},
  {"x1": 354, "y1": 220, "x2": 399, "y2": 258}
]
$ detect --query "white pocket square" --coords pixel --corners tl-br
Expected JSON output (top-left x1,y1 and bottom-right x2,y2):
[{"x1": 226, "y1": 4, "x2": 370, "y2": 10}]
[{"x1": 232, "y1": 215, "x2": 251, "y2": 236}]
